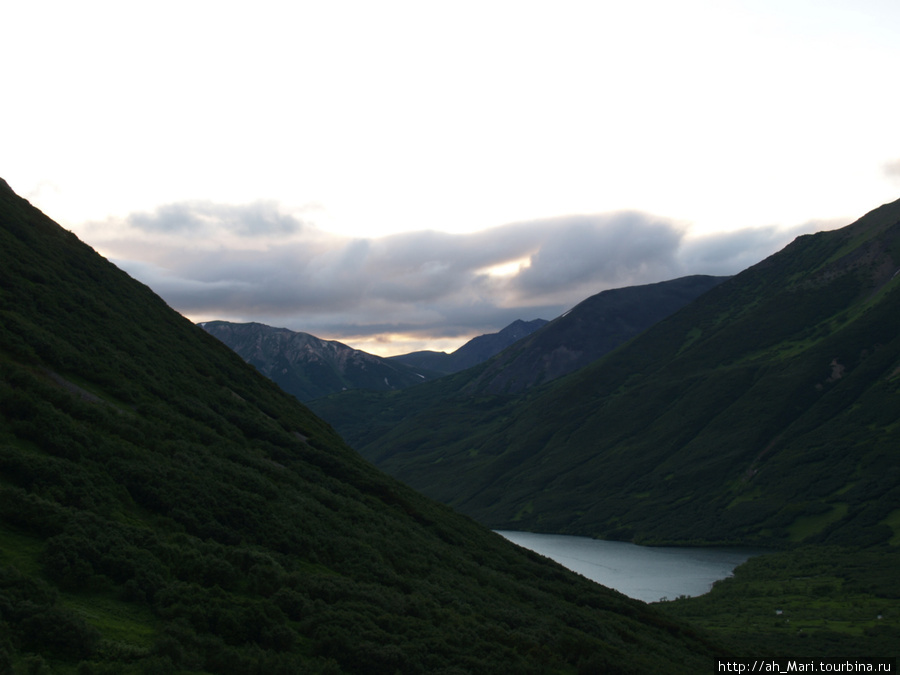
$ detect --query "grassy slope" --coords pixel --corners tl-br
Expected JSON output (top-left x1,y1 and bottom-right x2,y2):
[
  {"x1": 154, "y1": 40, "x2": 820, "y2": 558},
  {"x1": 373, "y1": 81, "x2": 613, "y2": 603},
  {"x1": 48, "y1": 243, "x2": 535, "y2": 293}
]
[
  {"x1": 0, "y1": 179, "x2": 719, "y2": 673},
  {"x1": 313, "y1": 199, "x2": 900, "y2": 550}
]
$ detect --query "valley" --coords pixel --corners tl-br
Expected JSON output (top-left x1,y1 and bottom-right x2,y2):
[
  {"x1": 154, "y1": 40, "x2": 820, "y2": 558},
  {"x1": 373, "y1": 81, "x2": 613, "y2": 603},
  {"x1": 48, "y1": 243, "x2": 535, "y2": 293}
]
[
  {"x1": 0, "y1": 177, "x2": 728, "y2": 673},
  {"x1": 305, "y1": 197, "x2": 900, "y2": 660},
  {"x1": 1, "y1": 176, "x2": 898, "y2": 670},
  {"x1": 200, "y1": 195, "x2": 900, "y2": 662}
]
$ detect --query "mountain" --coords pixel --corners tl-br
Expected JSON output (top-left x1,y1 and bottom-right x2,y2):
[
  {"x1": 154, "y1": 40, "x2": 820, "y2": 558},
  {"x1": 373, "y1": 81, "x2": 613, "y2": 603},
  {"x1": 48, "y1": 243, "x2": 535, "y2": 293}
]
[
  {"x1": 458, "y1": 275, "x2": 727, "y2": 394},
  {"x1": 200, "y1": 318, "x2": 554, "y2": 402},
  {"x1": 310, "y1": 199, "x2": 900, "y2": 550},
  {"x1": 307, "y1": 274, "x2": 727, "y2": 470},
  {"x1": 389, "y1": 319, "x2": 549, "y2": 375},
  {"x1": 200, "y1": 321, "x2": 430, "y2": 401},
  {"x1": 0, "y1": 178, "x2": 721, "y2": 672},
  {"x1": 389, "y1": 275, "x2": 725, "y2": 387}
]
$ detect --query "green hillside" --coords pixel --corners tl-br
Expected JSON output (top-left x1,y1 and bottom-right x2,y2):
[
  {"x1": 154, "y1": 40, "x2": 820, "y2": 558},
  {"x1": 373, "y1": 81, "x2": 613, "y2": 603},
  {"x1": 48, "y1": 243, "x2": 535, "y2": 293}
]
[
  {"x1": 312, "y1": 198, "x2": 900, "y2": 549},
  {"x1": 0, "y1": 178, "x2": 720, "y2": 672}
]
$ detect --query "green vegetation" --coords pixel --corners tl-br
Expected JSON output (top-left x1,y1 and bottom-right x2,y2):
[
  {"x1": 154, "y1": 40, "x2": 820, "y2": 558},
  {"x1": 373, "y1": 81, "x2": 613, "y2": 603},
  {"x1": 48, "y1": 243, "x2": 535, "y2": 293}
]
[
  {"x1": 0, "y1": 179, "x2": 723, "y2": 672},
  {"x1": 658, "y1": 547, "x2": 900, "y2": 660}
]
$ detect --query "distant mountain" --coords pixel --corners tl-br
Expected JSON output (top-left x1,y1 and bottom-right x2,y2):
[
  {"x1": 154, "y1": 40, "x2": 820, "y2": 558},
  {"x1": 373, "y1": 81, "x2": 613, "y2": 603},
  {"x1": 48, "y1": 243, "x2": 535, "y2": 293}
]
[
  {"x1": 201, "y1": 318, "x2": 553, "y2": 401},
  {"x1": 388, "y1": 318, "x2": 549, "y2": 375},
  {"x1": 311, "y1": 199, "x2": 900, "y2": 551},
  {"x1": 0, "y1": 178, "x2": 720, "y2": 672},
  {"x1": 461, "y1": 275, "x2": 728, "y2": 394},
  {"x1": 200, "y1": 321, "x2": 429, "y2": 401}
]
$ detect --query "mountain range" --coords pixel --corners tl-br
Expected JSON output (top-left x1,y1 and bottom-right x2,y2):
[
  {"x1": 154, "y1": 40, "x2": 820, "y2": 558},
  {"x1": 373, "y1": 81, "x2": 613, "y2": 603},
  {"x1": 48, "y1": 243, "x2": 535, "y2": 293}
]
[
  {"x1": 305, "y1": 198, "x2": 900, "y2": 657},
  {"x1": 310, "y1": 199, "x2": 900, "y2": 550},
  {"x1": 199, "y1": 317, "x2": 551, "y2": 402},
  {"x1": 0, "y1": 178, "x2": 723, "y2": 672},
  {"x1": 3, "y1": 176, "x2": 898, "y2": 667},
  {"x1": 204, "y1": 275, "x2": 726, "y2": 403}
]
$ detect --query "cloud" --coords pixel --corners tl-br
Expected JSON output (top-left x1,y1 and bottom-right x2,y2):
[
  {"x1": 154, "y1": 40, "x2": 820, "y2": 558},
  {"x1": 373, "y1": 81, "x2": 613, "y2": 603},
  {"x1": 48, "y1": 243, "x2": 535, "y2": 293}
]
[
  {"x1": 510, "y1": 213, "x2": 685, "y2": 299},
  {"x1": 87, "y1": 201, "x2": 831, "y2": 353},
  {"x1": 126, "y1": 200, "x2": 309, "y2": 238}
]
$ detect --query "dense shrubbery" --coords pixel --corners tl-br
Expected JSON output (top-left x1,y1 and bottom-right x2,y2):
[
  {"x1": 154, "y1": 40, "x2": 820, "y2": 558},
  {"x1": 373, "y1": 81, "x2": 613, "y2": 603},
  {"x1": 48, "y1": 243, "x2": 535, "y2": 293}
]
[{"x1": 0, "y1": 566, "x2": 101, "y2": 661}]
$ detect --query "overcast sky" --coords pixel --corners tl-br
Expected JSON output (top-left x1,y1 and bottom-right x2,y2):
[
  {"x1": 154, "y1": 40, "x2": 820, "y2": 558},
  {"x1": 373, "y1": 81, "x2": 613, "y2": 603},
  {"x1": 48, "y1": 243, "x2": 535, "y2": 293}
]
[{"x1": 4, "y1": 1, "x2": 899, "y2": 355}]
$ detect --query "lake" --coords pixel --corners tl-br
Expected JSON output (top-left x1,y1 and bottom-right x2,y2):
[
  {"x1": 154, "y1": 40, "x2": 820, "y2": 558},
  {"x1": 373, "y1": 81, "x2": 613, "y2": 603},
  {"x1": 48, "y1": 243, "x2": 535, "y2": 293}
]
[{"x1": 496, "y1": 530, "x2": 764, "y2": 603}]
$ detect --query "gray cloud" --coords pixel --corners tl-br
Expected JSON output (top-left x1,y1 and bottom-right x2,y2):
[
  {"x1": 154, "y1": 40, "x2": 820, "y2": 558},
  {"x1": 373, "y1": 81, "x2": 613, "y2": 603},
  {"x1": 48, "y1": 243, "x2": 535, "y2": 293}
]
[
  {"x1": 96, "y1": 201, "x2": 831, "y2": 351},
  {"x1": 511, "y1": 213, "x2": 684, "y2": 298},
  {"x1": 127, "y1": 200, "x2": 307, "y2": 237}
]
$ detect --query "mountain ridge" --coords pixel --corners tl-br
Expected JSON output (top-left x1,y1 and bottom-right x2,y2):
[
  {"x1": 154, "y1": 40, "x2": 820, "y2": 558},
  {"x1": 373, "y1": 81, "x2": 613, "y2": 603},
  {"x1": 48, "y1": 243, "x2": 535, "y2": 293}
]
[{"x1": 200, "y1": 317, "x2": 551, "y2": 401}]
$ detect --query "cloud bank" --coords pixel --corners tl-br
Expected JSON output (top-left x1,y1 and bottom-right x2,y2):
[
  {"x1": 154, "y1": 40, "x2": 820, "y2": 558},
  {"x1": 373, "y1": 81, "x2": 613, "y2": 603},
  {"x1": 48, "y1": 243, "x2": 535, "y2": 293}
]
[{"x1": 81, "y1": 201, "x2": 841, "y2": 355}]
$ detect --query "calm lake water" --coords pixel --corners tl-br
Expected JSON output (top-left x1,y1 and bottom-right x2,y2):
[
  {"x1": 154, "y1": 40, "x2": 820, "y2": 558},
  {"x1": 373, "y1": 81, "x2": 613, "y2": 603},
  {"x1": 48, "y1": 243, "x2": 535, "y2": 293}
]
[{"x1": 496, "y1": 530, "x2": 764, "y2": 603}]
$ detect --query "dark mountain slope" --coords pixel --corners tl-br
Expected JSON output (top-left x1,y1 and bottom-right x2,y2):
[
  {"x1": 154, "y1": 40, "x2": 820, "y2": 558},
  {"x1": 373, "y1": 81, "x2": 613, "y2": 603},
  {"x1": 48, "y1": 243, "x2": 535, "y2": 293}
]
[
  {"x1": 308, "y1": 275, "x2": 725, "y2": 452},
  {"x1": 313, "y1": 199, "x2": 900, "y2": 550},
  {"x1": 200, "y1": 320, "x2": 429, "y2": 400},
  {"x1": 389, "y1": 318, "x2": 549, "y2": 375},
  {"x1": 460, "y1": 275, "x2": 727, "y2": 394},
  {"x1": 0, "y1": 179, "x2": 719, "y2": 672}
]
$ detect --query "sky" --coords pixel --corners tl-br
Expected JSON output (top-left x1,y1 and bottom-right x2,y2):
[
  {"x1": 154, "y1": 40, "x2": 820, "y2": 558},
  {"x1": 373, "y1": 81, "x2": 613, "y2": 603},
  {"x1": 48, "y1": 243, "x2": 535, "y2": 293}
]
[{"x1": 4, "y1": 0, "x2": 899, "y2": 355}]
